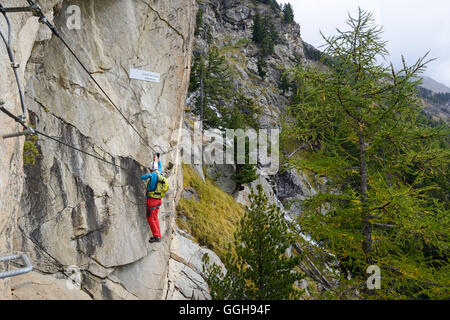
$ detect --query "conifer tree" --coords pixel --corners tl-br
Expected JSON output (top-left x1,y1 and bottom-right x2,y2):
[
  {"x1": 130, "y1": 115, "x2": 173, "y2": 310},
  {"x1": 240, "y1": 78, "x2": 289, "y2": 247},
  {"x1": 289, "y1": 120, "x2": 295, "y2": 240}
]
[
  {"x1": 203, "y1": 185, "x2": 304, "y2": 300},
  {"x1": 262, "y1": 14, "x2": 279, "y2": 55},
  {"x1": 224, "y1": 94, "x2": 261, "y2": 130},
  {"x1": 189, "y1": 47, "x2": 233, "y2": 129},
  {"x1": 252, "y1": 12, "x2": 264, "y2": 44},
  {"x1": 283, "y1": 3, "x2": 294, "y2": 24},
  {"x1": 257, "y1": 0, "x2": 281, "y2": 11},
  {"x1": 194, "y1": 9, "x2": 203, "y2": 36},
  {"x1": 286, "y1": 8, "x2": 449, "y2": 299},
  {"x1": 252, "y1": 13, "x2": 279, "y2": 56},
  {"x1": 278, "y1": 70, "x2": 291, "y2": 95},
  {"x1": 232, "y1": 162, "x2": 259, "y2": 186},
  {"x1": 261, "y1": 34, "x2": 275, "y2": 56},
  {"x1": 231, "y1": 136, "x2": 259, "y2": 187},
  {"x1": 257, "y1": 55, "x2": 267, "y2": 80},
  {"x1": 205, "y1": 26, "x2": 213, "y2": 45},
  {"x1": 226, "y1": 95, "x2": 261, "y2": 187}
]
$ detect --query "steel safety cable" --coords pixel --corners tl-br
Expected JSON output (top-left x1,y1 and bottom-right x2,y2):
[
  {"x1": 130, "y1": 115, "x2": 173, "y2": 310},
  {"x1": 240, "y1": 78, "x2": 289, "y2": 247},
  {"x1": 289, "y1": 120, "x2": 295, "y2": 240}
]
[
  {"x1": 0, "y1": 105, "x2": 133, "y2": 172},
  {"x1": 24, "y1": 0, "x2": 161, "y2": 155}
]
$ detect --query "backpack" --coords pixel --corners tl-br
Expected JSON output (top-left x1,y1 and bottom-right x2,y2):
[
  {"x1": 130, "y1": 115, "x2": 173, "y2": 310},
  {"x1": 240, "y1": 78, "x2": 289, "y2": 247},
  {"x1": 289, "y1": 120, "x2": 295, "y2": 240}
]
[{"x1": 147, "y1": 173, "x2": 170, "y2": 199}]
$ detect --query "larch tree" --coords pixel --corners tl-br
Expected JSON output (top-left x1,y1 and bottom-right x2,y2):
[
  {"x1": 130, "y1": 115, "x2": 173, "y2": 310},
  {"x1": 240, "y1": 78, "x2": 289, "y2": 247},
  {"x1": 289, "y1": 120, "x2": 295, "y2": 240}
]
[{"x1": 285, "y1": 9, "x2": 449, "y2": 299}]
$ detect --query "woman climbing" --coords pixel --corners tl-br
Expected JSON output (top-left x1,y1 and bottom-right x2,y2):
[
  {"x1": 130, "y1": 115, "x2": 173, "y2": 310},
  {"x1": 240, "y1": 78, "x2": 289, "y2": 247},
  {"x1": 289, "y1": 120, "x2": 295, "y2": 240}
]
[{"x1": 140, "y1": 153, "x2": 169, "y2": 243}]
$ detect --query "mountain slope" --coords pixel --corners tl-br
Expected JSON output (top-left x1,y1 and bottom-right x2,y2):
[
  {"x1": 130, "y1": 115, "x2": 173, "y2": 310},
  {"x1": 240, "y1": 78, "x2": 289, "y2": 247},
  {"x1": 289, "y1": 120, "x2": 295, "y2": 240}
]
[{"x1": 421, "y1": 76, "x2": 450, "y2": 94}]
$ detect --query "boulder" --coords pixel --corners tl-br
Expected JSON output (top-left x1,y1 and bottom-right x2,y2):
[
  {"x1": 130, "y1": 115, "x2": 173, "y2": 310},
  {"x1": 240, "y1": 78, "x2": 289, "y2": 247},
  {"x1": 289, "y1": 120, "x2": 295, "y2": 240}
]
[
  {"x1": 234, "y1": 174, "x2": 276, "y2": 207},
  {"x1": 225, "y1": 6, "x2": 250, "y2": 23},
  {"x1": 181, "y1": 186, "x2": 200, "y2": 202},
  {"x1": 205, "y1": 164, "x2": 237, "y2": 194},
  {"x1": 165, "y1": 230, "x2": 224, "y2": 300}
]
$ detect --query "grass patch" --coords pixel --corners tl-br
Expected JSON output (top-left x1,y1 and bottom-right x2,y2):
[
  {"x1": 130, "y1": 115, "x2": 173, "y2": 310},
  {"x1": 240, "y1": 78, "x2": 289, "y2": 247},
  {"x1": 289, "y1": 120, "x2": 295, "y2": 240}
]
[
  {"x1": 218, "y1": 37, "x2": 252, "y2": 53},
  {"x1": 176, "y1": 164, "x2": 245, "y2": 259}
]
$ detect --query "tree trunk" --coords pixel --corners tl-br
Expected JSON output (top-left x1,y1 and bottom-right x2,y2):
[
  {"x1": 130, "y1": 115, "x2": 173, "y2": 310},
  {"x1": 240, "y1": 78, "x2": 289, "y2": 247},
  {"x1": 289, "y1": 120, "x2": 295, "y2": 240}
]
[
  {"x1": 358, "y1": 129, "x2": 373, "y2": 263},
  {"x1": 199, "y1": 56, "x2": 205, "y2": 164},
  {"x1": 200, "y1": 57, "x2": 205, "y2": 132}
]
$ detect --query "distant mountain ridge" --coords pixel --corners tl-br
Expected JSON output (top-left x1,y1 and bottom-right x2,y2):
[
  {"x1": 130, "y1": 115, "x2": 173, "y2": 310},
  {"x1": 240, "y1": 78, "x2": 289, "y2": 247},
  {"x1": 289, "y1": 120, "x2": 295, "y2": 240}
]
[
  {"x1": 420, "y1": 76, "x2": 450, "y2": 94},
  {"x1": 418, "y1": 80, "x2": 450, "y2": 122}
]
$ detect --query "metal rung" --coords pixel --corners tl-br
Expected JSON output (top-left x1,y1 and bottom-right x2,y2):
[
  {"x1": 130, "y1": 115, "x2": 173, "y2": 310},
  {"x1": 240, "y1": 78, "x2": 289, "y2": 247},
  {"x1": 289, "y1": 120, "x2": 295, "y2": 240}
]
[
  {"x1": 0, "y1": 254, "x2": 33, "y2": 279},
  {"x1": 2, "y1": 129, "x2": 36, "y2": 139}
]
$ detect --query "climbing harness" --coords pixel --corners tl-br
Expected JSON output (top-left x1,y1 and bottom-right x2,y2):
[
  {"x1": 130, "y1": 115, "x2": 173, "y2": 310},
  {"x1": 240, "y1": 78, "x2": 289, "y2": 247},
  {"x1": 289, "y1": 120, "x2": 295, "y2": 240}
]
[{"x1": 0, "y1": 254, "x2": 33, "y2": 279}]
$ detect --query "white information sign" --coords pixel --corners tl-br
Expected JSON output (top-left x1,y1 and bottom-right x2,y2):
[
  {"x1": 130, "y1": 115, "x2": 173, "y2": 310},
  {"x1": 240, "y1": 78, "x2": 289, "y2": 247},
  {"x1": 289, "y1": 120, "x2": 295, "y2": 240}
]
[{"x1": 129, "y1": 68, "x2": 161, "y2": 83}]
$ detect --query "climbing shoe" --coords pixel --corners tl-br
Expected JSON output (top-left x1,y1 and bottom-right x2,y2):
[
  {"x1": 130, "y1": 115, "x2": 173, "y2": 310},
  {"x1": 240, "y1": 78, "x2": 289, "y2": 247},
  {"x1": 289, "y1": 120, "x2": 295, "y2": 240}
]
[{"x1": 149, "y1": 237, "x2": 161, "y2": 243}]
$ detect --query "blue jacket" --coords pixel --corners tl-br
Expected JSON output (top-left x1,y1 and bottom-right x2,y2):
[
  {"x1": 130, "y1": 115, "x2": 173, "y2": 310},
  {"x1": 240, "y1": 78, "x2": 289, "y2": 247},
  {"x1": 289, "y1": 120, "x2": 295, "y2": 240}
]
[{"x1": 141, "y1": 161, "x2": 162, "y2": 193}]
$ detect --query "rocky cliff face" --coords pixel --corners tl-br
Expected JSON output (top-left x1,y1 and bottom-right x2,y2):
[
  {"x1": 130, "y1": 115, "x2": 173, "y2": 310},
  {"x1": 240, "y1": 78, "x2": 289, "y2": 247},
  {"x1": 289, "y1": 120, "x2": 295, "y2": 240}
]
[
  {"x1": 1, "y1": 0, "x2": 224, "y2": 300},
  {"x1": 0, "y1": 0, "x2": 61, "y2": 300},
  {"x1": 186, "y1": 0, "x2": 313, "y2": 207},
  {"x1": 193, "y1": 0, "x2": 304, "y2": 129}
]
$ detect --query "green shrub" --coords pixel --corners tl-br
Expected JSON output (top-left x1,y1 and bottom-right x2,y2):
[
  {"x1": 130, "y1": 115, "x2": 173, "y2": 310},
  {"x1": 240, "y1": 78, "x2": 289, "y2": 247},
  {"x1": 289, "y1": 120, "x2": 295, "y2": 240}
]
[{"x1": 23, "y1": 134, "x2": 39, "y2": 165}]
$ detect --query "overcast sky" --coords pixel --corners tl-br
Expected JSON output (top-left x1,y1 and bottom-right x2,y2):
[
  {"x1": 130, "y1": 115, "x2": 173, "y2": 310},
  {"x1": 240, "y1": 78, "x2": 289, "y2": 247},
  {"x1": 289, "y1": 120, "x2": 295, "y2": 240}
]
[{"x1": 278, "y1": 0, "x2": 450, "y2": 87}]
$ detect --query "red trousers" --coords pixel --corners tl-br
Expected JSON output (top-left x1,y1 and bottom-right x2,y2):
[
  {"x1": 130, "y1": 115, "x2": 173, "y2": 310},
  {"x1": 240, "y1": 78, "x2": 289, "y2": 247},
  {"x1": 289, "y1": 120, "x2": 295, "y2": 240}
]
[{"x1": 146, "y1": 198, "x2": 162, "y2": 238}]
